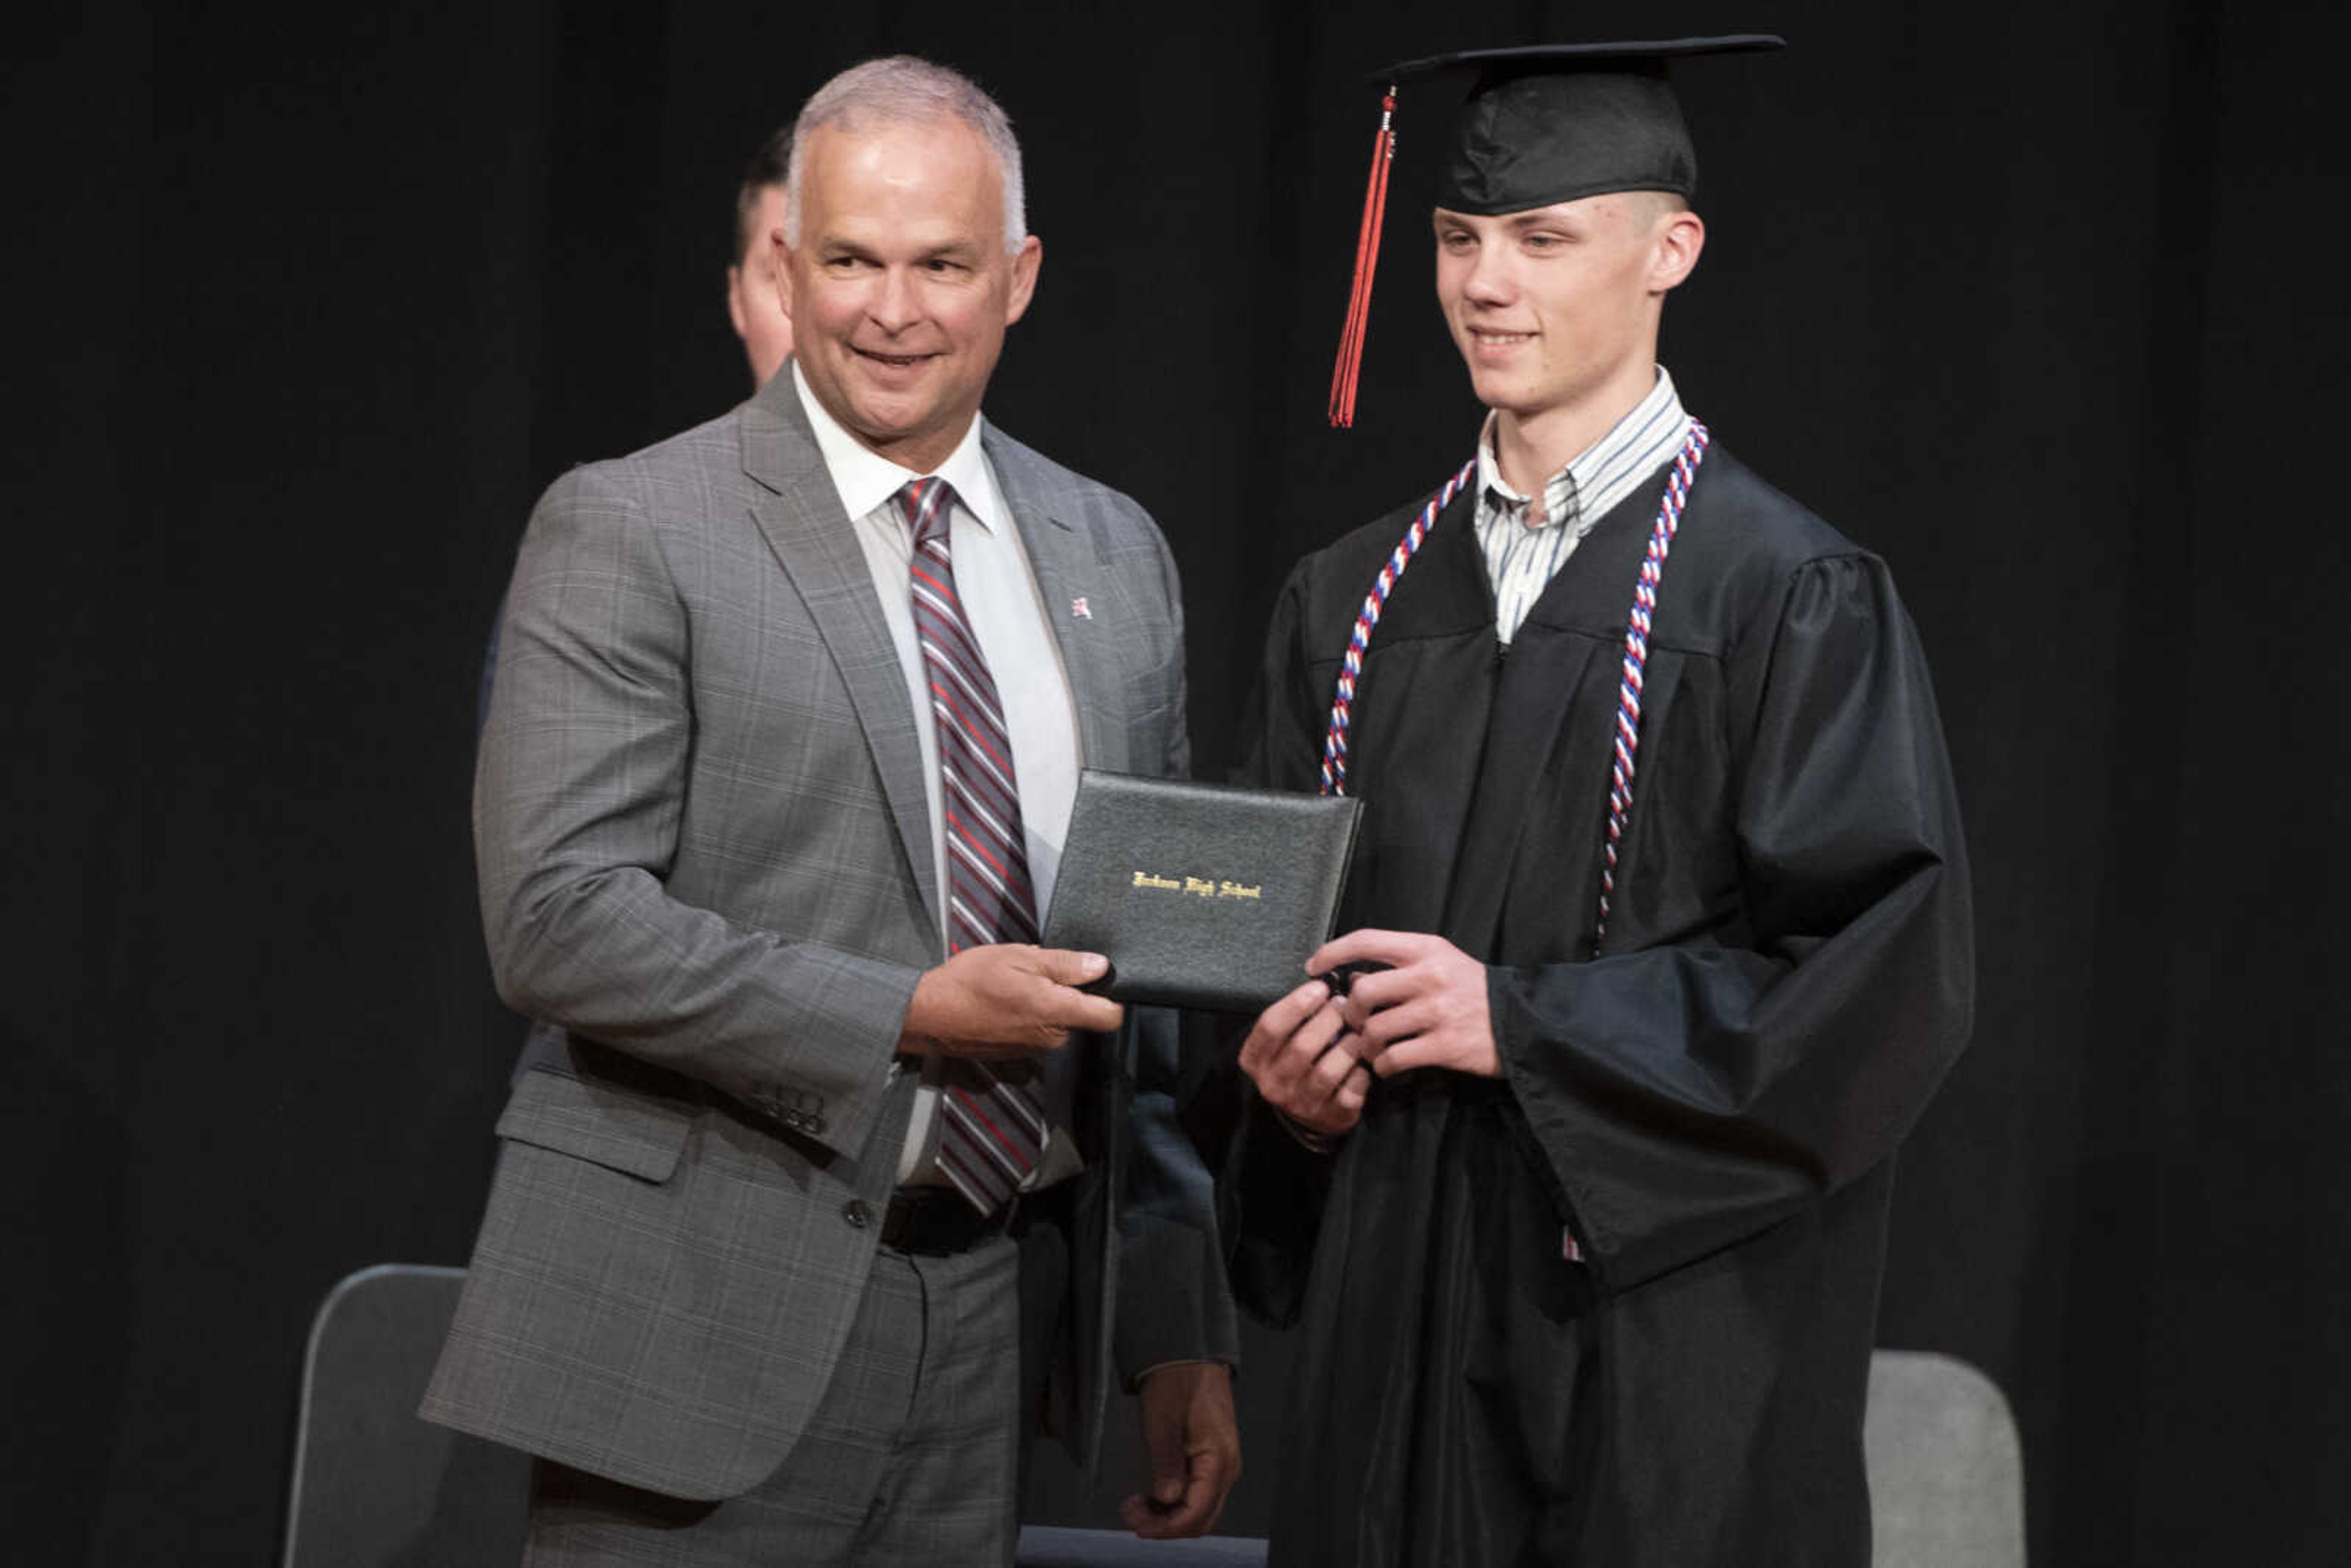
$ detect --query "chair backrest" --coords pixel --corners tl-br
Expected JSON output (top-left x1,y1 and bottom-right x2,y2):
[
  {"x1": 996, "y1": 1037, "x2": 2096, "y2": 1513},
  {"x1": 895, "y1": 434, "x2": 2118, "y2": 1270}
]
[
  {"x1": 1865, "y1": 1349, "x2": 2027, "y2": 1568},
  {"x1": 281, "y1": 1263, "x2": 530, "y2": 1568}
]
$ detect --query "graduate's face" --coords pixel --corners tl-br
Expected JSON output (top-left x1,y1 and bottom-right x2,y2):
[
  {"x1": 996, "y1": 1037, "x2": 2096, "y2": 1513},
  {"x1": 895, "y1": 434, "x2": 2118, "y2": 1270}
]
[
  {"x1": 1433, "y1": 193, "x2": 1701, "y2": 429},
  {"x1": 782, "y1": 116, "x2": 1041, "y2": 473},
  {"x1": 725, "y1": 183, "x2": 794, "y2": 389}
]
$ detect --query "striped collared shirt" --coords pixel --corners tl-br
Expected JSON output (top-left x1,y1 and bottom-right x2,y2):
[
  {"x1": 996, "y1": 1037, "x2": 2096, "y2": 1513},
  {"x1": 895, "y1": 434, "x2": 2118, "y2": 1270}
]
[{"x1": 1473, "y1": 366, "x2": 1692, "y2": 643}]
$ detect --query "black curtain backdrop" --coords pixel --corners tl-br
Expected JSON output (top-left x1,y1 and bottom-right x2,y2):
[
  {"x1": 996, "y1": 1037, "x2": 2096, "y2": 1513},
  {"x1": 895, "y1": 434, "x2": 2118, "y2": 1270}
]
[{"x1": 7, "y1": 1, "x2": 2346, "y2": 1562}]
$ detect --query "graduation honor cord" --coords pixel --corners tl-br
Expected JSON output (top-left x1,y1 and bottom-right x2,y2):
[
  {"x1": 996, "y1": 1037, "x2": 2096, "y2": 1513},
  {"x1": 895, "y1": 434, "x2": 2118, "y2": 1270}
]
[{"x1": 1318, "y1": 421, "x2": 1714, "y2": 944}]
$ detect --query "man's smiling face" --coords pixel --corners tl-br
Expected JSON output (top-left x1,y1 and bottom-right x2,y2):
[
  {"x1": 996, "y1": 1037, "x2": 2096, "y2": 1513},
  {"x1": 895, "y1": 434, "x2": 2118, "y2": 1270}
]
[
  {"x1": 782, "y1": 113, "x2": 1040, "y2": 474},
  {"x1": 1431, "y1": 190, "x2": 1676, "y2": 430}
]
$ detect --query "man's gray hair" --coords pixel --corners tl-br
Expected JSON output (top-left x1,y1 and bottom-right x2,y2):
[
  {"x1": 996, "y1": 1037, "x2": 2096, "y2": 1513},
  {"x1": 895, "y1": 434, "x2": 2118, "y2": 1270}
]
[{"x1": 784, "y1": 56, "x2": 1027, "y2": 252}]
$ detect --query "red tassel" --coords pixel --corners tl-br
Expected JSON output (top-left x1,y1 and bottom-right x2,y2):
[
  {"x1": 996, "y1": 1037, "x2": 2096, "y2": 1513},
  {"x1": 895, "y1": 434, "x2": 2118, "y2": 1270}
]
[{"x1": 1329, "y1": 89, "x2": 1397, "y2": 429}]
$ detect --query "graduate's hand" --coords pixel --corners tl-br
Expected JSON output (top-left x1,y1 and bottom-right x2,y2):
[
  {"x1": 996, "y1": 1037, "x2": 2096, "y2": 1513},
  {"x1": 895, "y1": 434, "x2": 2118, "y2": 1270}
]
[
  {"x1": 1313, "y1": 929, "x2": 1501, "y2": 1079},
  {"x1": 1236, "y1": 978, "x2": 1372, "y2": 1138},
  {"x1": 1121, "y1": 1360, "x2": 1240, "y2": 1538},
  {"x1": 897, "y1": 945, "x2": 1123, "y2": 1059}
]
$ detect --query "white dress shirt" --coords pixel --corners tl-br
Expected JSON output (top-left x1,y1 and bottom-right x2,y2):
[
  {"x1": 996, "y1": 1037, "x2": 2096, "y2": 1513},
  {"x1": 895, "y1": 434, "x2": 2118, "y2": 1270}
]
[
  {"x1": 790, "y1": 363, "x2": 1082, "y2": 1185},
  {"x1": 1473, "y1": 365, "x2": 1692, "y2": 643}
]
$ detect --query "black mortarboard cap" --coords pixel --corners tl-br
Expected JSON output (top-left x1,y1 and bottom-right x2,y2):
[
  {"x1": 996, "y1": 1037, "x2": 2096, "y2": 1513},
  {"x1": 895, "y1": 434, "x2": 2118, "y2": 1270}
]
[
  {"x1": 1401, "y1": 37, "x2": 1783, "y2": 213},
  {"x1": 1329, "y1": 36, "x2": 1785, "y2": 427}
]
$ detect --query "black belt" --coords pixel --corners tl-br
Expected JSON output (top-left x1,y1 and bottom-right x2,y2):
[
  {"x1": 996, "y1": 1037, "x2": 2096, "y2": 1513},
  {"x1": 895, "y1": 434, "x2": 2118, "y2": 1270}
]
[{"x1": 880, "y1": 1186, "x2": 1014, "y2": 1256}]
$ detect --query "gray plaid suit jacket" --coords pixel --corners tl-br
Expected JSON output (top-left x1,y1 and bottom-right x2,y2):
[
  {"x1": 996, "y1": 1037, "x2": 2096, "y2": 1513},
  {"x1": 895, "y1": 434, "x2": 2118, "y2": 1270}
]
[{"x1": 421, "y1": 367, "x2": 1238, "y2": 1500}]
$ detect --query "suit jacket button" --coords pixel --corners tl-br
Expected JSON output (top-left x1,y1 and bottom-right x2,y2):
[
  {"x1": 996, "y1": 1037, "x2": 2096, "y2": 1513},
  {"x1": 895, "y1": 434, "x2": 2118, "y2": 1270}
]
[
  {"x1": 842, "y1": 1199, "x2": 871, "y2": 1229},
  {"x1": 807, "y1": 1114, "x2": 826, "y2": 1135}
]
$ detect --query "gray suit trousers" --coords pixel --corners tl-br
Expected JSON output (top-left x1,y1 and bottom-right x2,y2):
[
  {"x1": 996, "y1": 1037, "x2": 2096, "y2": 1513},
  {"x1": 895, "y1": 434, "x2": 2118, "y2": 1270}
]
[{"x1": 523, "y1": 1234, "x2": 1023, "y2": 1567}]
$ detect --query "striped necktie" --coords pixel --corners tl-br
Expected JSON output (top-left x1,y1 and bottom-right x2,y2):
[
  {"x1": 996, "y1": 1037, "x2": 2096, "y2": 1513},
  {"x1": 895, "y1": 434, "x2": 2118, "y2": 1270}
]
[{"x1": 901, "y1": 476, "x2": 1048, "y2": 1214}]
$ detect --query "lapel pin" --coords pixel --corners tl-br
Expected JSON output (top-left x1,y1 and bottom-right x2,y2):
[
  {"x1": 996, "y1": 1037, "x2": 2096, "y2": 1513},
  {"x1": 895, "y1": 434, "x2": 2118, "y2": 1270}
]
[{"x1": 1070, "y1": 596, "x2": 1093, "y2": 620}]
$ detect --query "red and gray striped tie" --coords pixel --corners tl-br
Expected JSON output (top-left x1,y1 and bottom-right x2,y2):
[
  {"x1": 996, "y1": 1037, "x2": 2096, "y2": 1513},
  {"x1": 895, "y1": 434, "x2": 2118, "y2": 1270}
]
[{"x1": 902, "y1": 476, "x2": 1048, "y2": 1214}]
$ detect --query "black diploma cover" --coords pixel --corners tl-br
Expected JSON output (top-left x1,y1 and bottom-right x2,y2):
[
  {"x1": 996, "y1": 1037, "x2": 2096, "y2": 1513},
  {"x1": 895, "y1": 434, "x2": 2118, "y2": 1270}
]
[{"x1": 1041, "y1": 770, "x2": 1363, "y2": 1013}]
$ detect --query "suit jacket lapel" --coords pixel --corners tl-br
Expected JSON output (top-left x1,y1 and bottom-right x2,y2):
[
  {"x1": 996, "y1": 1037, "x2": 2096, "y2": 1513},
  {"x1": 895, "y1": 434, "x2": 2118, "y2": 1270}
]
[
  {"x1": 739, "y1": 372, "x2": 942, "y2": 931},
  {"x1": 986, "y1": 424, "x2": 1129, "y2": 775}
]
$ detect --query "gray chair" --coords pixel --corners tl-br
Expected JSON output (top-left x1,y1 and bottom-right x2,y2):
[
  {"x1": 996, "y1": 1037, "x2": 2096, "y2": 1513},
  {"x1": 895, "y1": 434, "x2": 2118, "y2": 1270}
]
[
  {"x1": 1864, "y1": 1349, "x2": 2028, "y2": 1568},
  {"x1": 282, "y1": 1264, "x2": 531, "y2": 1567}
]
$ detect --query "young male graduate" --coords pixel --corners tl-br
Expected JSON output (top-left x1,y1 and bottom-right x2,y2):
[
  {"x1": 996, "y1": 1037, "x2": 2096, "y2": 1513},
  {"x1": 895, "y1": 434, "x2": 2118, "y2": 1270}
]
[{"x1": 1226, "y1": 39, "x2": 1976, "y2": 1566}]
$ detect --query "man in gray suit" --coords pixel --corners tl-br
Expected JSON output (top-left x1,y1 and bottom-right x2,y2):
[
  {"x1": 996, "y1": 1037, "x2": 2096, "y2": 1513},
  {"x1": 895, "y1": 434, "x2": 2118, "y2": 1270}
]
[{"x1": 427, "y1": 56, "x2": 1240, "y2": 1566}]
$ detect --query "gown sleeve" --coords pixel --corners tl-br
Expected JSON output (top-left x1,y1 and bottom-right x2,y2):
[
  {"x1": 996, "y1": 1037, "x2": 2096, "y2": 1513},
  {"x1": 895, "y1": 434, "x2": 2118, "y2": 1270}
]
[{"x1": 1492, "y1": 552, "x2": 1976, "y2": 1292}]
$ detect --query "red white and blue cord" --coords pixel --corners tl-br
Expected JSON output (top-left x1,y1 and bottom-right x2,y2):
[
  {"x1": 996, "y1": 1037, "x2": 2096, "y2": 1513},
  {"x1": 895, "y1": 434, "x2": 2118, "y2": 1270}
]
[
  {"x1": 1597, "y1": 421, "x2": 1710, "y2": 943},
  {"x1": 1319, "y1": 457, "x2": 1480, "y2": 795},
  {"x1": 1313, "y1": 426, "x2": 1712, "y2": 1267},
  {"x1": 1316, "y1": 421, "x2": 1713, "y2": 946}
]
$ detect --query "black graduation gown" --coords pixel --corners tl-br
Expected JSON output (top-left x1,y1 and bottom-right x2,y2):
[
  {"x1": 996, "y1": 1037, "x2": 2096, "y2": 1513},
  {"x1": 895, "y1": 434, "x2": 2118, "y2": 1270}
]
[{"x1": 1224, "y1": 445, "x2": 1974, "y2": 1567}]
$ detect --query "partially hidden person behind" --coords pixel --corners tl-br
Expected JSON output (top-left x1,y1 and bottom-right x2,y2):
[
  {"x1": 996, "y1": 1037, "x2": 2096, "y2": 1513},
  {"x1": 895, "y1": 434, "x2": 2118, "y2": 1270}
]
[
  {"x1": 1227, "y1": 37, "x2": 1974, "y2": 1567},
  {"x1": 724, "y1": 121, "x2": 795, "y2": 387},
  {"x1": 429, "y1": 54, "x2": 1240, "y2": 1567},
  {"x1": 478, "y1": 121, "x2": 797, "y2": 735}
]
